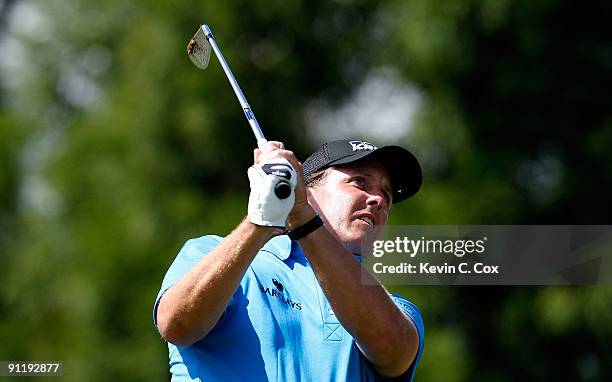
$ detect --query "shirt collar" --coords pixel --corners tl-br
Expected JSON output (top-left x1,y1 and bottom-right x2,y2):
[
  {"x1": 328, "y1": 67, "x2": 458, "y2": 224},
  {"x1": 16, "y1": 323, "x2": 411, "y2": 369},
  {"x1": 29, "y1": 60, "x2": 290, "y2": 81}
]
[
  {"x1": 259, "y1": 235, "x2": 296, "y2": 261},
  {"x1": 260, "y1": 235, "x2": 362, "y2": 262}
]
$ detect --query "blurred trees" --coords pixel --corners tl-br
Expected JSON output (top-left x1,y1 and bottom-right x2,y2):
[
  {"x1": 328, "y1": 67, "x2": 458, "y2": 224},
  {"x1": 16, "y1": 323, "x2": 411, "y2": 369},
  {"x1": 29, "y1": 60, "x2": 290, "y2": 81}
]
[{"x1": 1, "y1": 0, "x2": 611, "y2": 381}]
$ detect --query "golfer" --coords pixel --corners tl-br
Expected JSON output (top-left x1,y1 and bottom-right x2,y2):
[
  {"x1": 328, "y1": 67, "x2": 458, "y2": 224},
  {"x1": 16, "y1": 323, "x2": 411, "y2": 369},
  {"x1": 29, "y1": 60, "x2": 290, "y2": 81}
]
[{"x1": 154, "y1": 139, "x2": 424, "y2": 381}]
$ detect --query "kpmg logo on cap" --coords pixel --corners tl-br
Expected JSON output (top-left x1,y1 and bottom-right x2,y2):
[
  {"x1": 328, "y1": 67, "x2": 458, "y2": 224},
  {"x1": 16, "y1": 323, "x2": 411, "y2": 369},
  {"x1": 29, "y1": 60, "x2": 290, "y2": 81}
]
[{"x1": 349, "y1": 141, "x2": 377, "y2": 152}]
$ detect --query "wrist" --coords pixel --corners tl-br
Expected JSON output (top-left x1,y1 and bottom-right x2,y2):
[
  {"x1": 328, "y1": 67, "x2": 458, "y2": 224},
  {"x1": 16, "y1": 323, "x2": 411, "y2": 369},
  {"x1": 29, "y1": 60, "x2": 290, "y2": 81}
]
[
  {"x1": 244, "y1": 217, "x2": 284, "y2": 240},
  {"x1": 288, "y1": 214, "x2": 324, "y2": 241}
]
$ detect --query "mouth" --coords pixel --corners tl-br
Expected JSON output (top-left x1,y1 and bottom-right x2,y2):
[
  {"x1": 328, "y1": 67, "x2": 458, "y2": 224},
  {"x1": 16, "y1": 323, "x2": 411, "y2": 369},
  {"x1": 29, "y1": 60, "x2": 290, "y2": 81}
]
[{"x1": 357, "y1": 216, "x2": 374, "y2": 226}]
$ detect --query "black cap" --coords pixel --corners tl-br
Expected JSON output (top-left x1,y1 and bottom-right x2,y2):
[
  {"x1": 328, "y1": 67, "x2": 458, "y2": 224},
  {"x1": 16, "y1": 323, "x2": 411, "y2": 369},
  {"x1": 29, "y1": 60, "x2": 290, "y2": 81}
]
[{"x1": 302, "y1": 140, "x2": 422, "y2": 204}]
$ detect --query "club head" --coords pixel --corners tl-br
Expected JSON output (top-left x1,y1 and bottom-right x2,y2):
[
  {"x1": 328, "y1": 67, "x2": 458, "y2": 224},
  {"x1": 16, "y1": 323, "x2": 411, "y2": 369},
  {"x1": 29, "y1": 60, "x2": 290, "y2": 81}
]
[{"x1": 187, "y1": 26, "x2": 211, "y2": 69}]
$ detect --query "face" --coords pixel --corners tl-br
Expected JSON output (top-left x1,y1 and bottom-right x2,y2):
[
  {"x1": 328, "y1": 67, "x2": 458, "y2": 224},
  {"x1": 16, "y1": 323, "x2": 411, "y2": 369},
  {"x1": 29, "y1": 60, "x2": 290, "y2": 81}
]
[{"x1": 308, "y1": 157, "x2": 393, "y2": 254}]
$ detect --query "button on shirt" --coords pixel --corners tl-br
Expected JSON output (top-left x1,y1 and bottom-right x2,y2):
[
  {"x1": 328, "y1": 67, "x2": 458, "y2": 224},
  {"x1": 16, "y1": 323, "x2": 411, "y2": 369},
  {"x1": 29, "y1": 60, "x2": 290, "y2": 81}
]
[{"x1": 154, "y1": 235, "x2": 425, "y2": 381}]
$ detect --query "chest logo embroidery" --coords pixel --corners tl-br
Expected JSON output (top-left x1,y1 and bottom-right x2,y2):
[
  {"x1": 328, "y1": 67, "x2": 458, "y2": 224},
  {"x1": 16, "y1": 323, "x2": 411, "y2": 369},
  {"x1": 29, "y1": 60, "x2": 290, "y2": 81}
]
[
  {"x1": 259, "y1": 279, "x2": 302, "y2": 311},
  {"x1": 272, "y1": 278, "x2": 284, "y2": 292}
]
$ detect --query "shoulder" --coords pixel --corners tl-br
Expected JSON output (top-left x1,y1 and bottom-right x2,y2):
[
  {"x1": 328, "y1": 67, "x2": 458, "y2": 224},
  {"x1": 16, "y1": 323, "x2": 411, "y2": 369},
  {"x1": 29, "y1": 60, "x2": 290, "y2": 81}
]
[
  {"x1": 178, "y1": 235, "x2": 224, "y2": 256},
  {"x1": 178, "y1": 234, "x2": 293, "y2": 262},
  {"x1": 186, "y1": 234, "x2": 224, "y2": 247}
]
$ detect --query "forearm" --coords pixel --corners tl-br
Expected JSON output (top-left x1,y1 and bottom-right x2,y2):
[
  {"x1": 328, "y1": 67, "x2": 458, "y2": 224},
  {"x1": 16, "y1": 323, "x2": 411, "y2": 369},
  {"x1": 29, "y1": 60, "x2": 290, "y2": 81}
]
[
  {"x1": 297, "y1": 222, "x2": 418, "y2": 376},
  {"x1": 156, "y1": 219, "x2": 275, "y2": 346}
]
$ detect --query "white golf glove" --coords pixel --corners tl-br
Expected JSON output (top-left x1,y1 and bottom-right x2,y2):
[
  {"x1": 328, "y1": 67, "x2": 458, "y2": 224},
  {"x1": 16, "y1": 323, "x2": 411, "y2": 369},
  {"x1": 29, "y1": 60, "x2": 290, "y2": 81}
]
[{"x1": 248, "y1": 158, "x2": 297, "y2": 228}]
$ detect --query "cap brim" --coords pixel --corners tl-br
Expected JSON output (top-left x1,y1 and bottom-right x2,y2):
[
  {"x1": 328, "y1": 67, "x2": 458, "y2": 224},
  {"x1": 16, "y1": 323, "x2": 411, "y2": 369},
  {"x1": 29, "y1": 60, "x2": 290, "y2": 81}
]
[{"x1": 329, "y1": 146, "x2": 422, "y2": 204}]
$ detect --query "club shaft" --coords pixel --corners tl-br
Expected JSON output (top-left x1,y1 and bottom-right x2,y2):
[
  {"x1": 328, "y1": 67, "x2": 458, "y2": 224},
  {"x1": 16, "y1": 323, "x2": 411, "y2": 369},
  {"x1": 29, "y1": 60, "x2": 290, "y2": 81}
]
[{"x1": 202, "y1": 25, "x2": 267, "y2": 150}]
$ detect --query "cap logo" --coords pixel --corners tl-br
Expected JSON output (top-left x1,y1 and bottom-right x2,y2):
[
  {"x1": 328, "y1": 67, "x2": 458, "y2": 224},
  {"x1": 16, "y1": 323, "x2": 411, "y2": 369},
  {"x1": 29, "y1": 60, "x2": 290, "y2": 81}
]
[{"x1": 349, "y1": 140, "x2": 377, "y2": 152}]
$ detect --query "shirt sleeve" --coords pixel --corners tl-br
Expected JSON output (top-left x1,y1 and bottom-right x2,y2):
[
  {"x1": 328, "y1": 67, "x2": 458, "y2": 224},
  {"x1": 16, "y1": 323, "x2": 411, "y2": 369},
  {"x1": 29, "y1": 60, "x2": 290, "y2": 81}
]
[
  {"x1": 388, "y1": 294, "x2": 425, "y2": 382},
  {"x1": 152, "y1": 235, "x2": 223, "y2": 327},
  {"x1": 359, "y1": 294, "x2": 425, "y2": 381}
]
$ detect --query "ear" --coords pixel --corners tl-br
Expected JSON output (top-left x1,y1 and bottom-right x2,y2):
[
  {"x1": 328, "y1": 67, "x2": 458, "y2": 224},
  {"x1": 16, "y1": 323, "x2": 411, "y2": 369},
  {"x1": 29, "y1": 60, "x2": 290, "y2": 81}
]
[{"x1": 306, "y1": 187, "x2": 321, "y2": 214}]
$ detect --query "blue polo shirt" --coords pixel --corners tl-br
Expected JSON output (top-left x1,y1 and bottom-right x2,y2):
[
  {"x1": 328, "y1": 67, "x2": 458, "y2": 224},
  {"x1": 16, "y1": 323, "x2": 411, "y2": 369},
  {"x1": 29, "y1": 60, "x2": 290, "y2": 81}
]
[{"x1": 154, "y1": 235, "x2": 424, "y2": 381}]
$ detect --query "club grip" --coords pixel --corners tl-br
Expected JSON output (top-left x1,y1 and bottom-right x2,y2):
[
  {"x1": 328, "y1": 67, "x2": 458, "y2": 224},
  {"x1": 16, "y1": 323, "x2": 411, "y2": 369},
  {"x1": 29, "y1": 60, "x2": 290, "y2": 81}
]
[{"x1": 274, "y1": 181, "x2": 292, "y2": 199}]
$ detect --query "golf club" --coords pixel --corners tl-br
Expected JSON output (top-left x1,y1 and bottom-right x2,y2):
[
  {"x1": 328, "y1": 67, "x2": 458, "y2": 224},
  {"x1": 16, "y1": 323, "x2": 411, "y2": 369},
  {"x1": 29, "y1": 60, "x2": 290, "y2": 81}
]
[{"x1": 187, "y1": 24, "x2": 292, "y2": 199}]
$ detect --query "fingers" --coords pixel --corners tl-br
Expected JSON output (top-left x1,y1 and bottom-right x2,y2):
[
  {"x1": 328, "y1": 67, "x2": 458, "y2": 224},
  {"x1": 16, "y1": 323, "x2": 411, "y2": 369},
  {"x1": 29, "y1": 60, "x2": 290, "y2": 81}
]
[
  {"x1": 254, "y1": 141, "x2": 285, "y2": 160},
  {"x1": 253, "y1": 141, "x2": 297, "y2": 167},
  {"x1": 261, "y1": 141, "x2": 284, "y2": 154},
  {"x1": 252, "y1": 141, "x2": 305, "y2": 191}
]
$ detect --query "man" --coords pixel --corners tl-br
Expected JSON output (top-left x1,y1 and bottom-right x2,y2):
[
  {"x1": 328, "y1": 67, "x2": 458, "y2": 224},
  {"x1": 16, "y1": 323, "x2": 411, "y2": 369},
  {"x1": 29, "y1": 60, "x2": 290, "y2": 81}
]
[{"x1": 154, "y1": 139, "x2": 424, "y2": 381}]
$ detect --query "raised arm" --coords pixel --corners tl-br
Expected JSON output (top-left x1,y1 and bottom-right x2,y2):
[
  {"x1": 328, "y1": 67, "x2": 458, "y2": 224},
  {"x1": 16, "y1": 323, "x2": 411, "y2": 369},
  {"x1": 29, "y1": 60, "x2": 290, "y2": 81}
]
[
  {"x1": 156, "y1": 141, "x2": 294, "y2": 346},
  {"x1": 293, "y1": 213, "x2": 419, "y2": 377},
  {"x1": 156, "y1": 219, "x2": 275, "y2": 346},
  {"x1": 283, "y1": 156, "x2": 420, "y2": 378}
]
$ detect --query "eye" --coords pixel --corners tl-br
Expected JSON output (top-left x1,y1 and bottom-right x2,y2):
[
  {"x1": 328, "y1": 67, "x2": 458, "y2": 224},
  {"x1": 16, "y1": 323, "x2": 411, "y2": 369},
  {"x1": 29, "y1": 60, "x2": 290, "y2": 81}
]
[
  {"x1": 382, "y1": 190, "x2": 392, "y2": 204},
  {"x1": 350, "y1": 176, "x2": 366, "y2": 187}
]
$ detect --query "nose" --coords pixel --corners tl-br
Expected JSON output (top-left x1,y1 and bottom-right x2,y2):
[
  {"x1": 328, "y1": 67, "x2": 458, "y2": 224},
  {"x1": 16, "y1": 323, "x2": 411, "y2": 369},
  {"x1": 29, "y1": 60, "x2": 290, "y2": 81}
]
[{"x1": 365, "y1": 191, "x2": 387, "y2": 210}]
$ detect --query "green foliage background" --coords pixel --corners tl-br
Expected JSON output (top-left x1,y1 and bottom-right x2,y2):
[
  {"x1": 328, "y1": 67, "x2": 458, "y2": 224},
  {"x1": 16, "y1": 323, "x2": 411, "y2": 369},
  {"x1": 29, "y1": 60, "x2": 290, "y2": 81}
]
[{"x1": 1, "y1": 0, "x2": 611, "y2": 380}]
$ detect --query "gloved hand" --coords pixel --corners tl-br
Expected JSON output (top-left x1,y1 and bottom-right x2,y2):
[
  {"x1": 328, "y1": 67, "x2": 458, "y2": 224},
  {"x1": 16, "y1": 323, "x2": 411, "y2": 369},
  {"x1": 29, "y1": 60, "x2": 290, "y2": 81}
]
[{"x1": 248, "y1": 157, "x2": 297, "y2": 228}]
